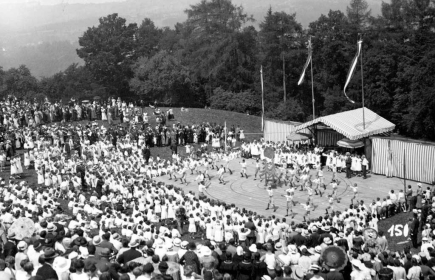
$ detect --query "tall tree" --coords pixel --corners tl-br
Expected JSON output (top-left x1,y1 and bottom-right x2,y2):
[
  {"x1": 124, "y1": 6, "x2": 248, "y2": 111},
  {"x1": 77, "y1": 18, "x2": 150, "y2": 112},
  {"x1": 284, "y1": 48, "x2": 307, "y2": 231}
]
[
  {"x1": 77, "y1": 13, "x2": 138, "y2": 96},
  {"x1": 2, "y1": 65, "x2": 38, "y2": 99},
  {"x1": 259, "y1": 9, "x2": 303, "y2": 103},
  {"x1": 181, "y1": 0, "x2": 255, "y2": 101},
  {"x1": 135, "y1": 18, "x2": 162, "y2": 58},
  {"x1": 130, "y1": 51, "x2": 199, "y2": 106},
  {"x1": 346, "y1": 0, "x2": 372, "y2": 30}
]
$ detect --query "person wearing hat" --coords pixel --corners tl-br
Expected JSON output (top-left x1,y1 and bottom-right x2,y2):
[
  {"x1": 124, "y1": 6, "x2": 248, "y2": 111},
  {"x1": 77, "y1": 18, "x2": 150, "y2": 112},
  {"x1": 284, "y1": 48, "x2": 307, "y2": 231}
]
[
  {"x1": 180, "y1": 242, "x2": 200, "y2": 274},
  {"x1": 96, "y1": 248, "x2": 112, "y2": 274},
  {"x1": 298, "y1": 247, "x2": 312, "y2": 273},
  {"x1": 28, "y1": 240, "x2": 44, "y2": 270},
  {"x1": 116, "y1": 238, "x2": 142, "y2": 265},
  {"x1": 36, "y1": 248, "x2": 59, "y2": 279},
  {"x1": 350, "y1": 259, "x2": 371, "y2": 280},
  {"x1": 305, "y1": 264, "x2": 325, "y2": 280},
  {"x1": 3, "y1": 231, "x2": 17, "y2": 258},
  {"x1": 15, "y1": 240, "x2": 29, "y2": 271},
  {"x1": 84, "y1": 245, "x2": 99, "y2": 270}
]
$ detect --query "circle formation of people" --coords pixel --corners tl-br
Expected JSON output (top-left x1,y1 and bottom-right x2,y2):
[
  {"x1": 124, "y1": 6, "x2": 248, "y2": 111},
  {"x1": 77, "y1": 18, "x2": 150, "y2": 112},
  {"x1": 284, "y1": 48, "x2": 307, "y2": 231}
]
[{"x1": 0, "y1": 96, "x2": 431, "y2": 280}]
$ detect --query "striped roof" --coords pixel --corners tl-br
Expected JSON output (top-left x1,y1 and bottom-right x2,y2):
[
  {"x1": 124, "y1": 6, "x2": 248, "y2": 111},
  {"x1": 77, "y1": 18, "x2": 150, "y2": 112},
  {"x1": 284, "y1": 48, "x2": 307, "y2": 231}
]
[{"x1": 295, "y1": 107, "x2": 395, "y2": 140}]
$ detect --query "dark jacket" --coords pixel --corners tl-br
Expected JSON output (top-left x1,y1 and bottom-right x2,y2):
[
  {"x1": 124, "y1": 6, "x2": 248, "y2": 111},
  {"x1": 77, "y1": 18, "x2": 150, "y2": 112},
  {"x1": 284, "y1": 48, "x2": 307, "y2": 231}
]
[
  {"x1": 36, "y1": 263, "x2": 59, "y2": 280},
  {"x1": 116, "y1": 248, "x2": 142, "y2": 265}
]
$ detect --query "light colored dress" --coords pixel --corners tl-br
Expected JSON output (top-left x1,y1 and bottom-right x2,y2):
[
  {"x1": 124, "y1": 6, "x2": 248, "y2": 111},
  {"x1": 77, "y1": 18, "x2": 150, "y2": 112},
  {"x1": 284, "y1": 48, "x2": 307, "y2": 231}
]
[
  {"x1": 16, "y1": 157, "x2": 23, "y2": 174},
  {"x1": 10, "y1": 158, "x2": 17, "y2": 175},
  {"x1": 214, "y1": 222, "x2": 223, "y2": 242},
  {"x1": 188, "y1": 217, "x2": 196, "y2": 233},
  {"x1": 102, "y1": 108, "x2": 107, "y2": 121},
  {"x1": 224, "y1": 224, "x2": 233, "y2": 242}
]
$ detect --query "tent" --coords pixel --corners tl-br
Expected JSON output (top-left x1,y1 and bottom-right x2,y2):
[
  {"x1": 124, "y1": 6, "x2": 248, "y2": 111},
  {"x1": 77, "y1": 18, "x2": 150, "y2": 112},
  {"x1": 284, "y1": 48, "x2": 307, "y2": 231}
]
[{"x1": 294, "y1": 107, "x2": 395, "y2": 140}]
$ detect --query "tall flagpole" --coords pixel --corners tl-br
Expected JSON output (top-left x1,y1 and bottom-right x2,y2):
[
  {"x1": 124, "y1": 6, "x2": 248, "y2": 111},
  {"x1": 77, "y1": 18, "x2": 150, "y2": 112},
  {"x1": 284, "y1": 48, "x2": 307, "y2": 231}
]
[
  {"x1": 359, "y1": 33, "x2": 365, "y2": 130},
  {"x1": 403, "y1": 149, "x2": 406, "y2": 193},
  {"x1": 260, "y1": 65, "x2": 265, "y2": 131},
  {"x1": 224, "y1": 121, "x2": 227, "y2": 152},
  {"x1": 310, "y1": 36, "x2": 315, "y2": 120}
]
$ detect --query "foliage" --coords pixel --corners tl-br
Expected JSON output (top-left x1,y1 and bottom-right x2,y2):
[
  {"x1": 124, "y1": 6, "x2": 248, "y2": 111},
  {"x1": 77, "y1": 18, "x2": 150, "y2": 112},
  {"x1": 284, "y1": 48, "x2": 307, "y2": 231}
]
[
  {"x1": 130, "y1": 51, "x2": 200, "y2": 106},
  {"x1": 209, "y1": 87, "x2": 261, "y2": 114},
  {"x1": 0, "y1": 65, "x2": 39, "y2": 100},
  {"x1": 38, "y1": 64, "x2": 104, "y2": 103},
  {"x1": 265, "y1": 98, "x2": 306, "y2": 122},
  {"x1": 76, "y1": 13, "x2": 138, "y2": 96}
]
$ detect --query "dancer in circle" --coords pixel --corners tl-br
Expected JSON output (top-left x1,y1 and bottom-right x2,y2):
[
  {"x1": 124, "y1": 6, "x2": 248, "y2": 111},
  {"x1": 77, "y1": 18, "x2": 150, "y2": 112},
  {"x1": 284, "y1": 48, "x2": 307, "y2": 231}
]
[
  {"x1": 217, "y1": 164, "x2": 225, "y2": 184},
  {"x1": 351, "y1": 183, "x2": 358, "y2": 204},
  {"x1": 240, "y1": 159, "x2": 248, "y2": 178},
  {"x1": 265, "y1": 186, "x2": 276, "y2": 212},
  {"x1": 301, "y1": 201, "x2": 313, "y2": 222},
  {"x1": 282, "y1": 188, "x2": 296, "y2": 217}
]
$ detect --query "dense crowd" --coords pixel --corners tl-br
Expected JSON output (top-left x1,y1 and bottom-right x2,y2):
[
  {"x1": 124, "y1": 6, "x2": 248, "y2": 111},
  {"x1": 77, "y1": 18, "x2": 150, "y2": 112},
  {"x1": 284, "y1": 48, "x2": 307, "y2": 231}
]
[{"x1": 0, "y1": 97, "x2": 432, "y2": 280}]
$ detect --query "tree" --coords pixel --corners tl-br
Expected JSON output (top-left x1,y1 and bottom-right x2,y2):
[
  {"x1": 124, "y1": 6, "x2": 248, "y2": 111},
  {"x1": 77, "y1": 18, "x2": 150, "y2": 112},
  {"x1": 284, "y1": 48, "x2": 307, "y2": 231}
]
[
  {"x1": 346, "y1": 0, "x2": 372, "y2": 30},
  {"x1": 2, "y1": 65, "x2": 38, "y2": 99},
  {"x1": 180, "y1": 0, "x2": 255, "y2": 101},
  {"x1": 76, "y1": 13, "x2": 138, "y2": 96},
  {"x1": 130, "y1": 51, "x2": 199, "y2": 106},
  {"x1": 135, "y1": 18, "x2": 162, "y2": 58},
  {"x1": 258, "y1": 8, "x2": 303, "y2": 102},
  {"x1": 39, "y1": 64, "x2": 104, "y2": 102}
]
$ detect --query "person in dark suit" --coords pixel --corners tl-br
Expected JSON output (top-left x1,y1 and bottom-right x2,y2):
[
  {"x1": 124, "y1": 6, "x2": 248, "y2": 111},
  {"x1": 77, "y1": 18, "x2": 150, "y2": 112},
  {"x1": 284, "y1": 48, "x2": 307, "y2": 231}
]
[
  {"x1": 3, "y1": 232, "x2": 17, "y2": 258},
  {"x1": 291, "y1": 228, "x2": 306, "y2": 247},
  {"x1": 116, "y1": 239, "x2": 142, "y2": 265},
  {"x1": 143, "y1": 145, "x2": 151, "y2": 164},
  {"x1": 409, "y1": 213, "x2": 420, "y2": 248},
  {"x1": 98, "y1": 233, "x2": 118, "y2": 255},
  {"x1": 245, "y1": 218, "x2": 257, "y2": 246},
  {"x1": 36, "y1": 248, "x2": 59, "y2": 280},
  {"x1": 345, "y1": 153, "x2": 352, "y2": 178},
  {"x1": 85, "y1": 245, "x2": 99, "y2": 270},
  {"x1": 95, "y1": 176, "x2": 104, "y2": 198}
]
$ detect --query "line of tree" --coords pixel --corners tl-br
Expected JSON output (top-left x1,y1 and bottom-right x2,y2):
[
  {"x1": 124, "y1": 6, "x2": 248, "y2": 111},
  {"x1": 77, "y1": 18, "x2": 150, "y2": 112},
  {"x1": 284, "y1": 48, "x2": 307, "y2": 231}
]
[{"x1": 0, "y1": 0, "x2": 434, "y2": 140}]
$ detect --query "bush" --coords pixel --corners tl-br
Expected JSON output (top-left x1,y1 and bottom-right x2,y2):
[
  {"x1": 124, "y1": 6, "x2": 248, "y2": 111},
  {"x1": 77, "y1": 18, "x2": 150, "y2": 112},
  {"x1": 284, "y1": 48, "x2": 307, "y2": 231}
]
[
  {"x1": 209, "y1": 87, "x2": 261, "y2": 115},
  {"x1": 265, "y1": 98, "x2": 306, "y2": 122}
]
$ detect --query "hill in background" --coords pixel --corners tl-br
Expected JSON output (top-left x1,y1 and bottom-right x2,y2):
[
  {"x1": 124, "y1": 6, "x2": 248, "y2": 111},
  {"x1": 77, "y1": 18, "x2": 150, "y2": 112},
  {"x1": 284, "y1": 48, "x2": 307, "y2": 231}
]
[{"x1": 0, "y1": 0, "x2": 382, "y2": 78}]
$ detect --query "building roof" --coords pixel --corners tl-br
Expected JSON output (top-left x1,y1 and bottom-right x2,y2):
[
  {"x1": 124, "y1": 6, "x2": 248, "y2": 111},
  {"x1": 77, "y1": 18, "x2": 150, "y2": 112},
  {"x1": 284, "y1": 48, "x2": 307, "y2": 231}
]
[{"x1": 295, "y1": 107, "x2": 396, "y2": 140}]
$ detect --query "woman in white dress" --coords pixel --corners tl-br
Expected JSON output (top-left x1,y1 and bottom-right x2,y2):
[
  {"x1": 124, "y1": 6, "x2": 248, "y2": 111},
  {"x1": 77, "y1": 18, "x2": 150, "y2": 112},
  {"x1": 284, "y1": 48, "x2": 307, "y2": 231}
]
[
  {"x1": 205, "y1": 219, "x2": 214, "y2": 241},
  {"x1": 256, "y1": 221, "x2": 265, "y2": 244},
  {"x1": 355, "y1": 155, "x2": 362, "y2": 176},
  {"x1": 10, "y1": 157, "x2": 17, "y2": 178},
  {"x1": 16, "y1": 156, "x2": 23, "y2": 175},
  {"x1": 167, "y1": 200, "x2": 176, "y2": 220},
  {"x1": 24, "y1": 151, "x2": 30, "y2": 169},
  {"x1": 160, "y1": 201, "x2": 168, "y2": 221},
  {"x1": 188, "y1": 214, "x2": 196, "y2": 239},
  {"x1": 214, "y1": 220, "x2": 224, "y2": 242},
  {"x1": 101, "y1": 107, "x2": 107, "y2": 121},
  {"x1": 224, "y1": 221, "x2": 234, "y2": 242},
  {"x1": 45, "y1": 171, "x2": 52, "y2": 187}
]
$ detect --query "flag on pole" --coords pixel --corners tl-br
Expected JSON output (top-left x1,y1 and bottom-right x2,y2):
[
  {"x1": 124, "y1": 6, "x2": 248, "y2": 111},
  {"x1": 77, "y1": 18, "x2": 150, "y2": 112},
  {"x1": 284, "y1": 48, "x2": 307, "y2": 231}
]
[
  {"x1": 343, "y1": 39, "x2": 363, "y2": 104},
  {"x1": 297, "y1": 38, "x2": 313, "y2": 85},
  {"x1": 260, "y1": 65, "x2": 265, "y2": 131}
]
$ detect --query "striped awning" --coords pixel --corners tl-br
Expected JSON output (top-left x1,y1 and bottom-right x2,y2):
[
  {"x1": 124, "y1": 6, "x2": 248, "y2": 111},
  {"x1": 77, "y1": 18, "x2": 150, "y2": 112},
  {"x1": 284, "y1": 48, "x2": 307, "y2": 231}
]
[{"x1": 295, "y1": 107, "x2": 395, "y2": 140}]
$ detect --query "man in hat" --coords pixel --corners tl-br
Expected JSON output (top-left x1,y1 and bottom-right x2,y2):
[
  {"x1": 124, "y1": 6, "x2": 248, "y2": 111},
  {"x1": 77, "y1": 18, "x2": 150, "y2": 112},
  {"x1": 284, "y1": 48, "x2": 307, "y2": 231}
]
[
  {"x1": 3, "y1": 231, "x2": 17, "y2": 257},
  {"x1": 84, "y1": 245, "x2": 99, "y2": 270},
  {"x1": 36, "y1": 248, "x2": 59, "y2": 279},
  {"x1": 116, "y1": 238, "x2": 142, "y2": 265}
]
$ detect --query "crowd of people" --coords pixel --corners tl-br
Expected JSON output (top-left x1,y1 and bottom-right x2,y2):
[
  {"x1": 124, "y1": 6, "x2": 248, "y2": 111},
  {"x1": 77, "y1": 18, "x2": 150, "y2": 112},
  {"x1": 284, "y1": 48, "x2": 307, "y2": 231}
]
[{"x1": 0, "y1": 96, "x2": 432, "y2": 280}]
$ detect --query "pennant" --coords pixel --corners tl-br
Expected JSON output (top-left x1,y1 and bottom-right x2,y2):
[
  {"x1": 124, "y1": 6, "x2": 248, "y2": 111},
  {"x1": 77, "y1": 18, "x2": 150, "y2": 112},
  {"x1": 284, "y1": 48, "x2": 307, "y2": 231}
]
[
  {"x1": 343, "y1": 40, "x2": 363, "y2": 104},
  {"x1": 297, "y1": 38, "x2": 313, "y2": 85}
]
